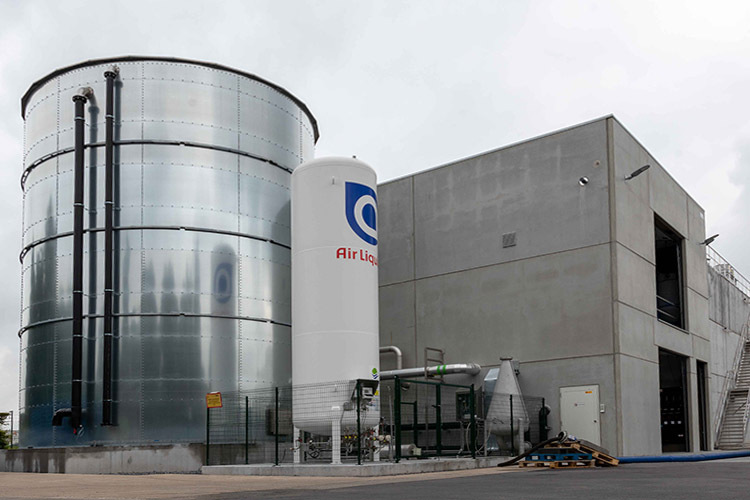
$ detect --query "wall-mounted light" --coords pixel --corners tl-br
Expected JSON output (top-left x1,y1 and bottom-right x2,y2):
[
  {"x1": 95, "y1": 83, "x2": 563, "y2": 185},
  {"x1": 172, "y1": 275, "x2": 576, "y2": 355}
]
[
  {"x1": 625, "y1": 164, "x2": 650, "y2": 180},
  {"x1": 578, "y1": 176, "x2": 589, "y2": 186},
  {"x1": 700, "y1": 234, "x2": 719, "y2": 246}
]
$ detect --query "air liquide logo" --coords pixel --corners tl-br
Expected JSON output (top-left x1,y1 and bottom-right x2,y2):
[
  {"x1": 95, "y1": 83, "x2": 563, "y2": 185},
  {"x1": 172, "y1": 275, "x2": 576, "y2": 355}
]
[
  {"x1": 213, "y1": 262, "x2": 233, "y2": 304},
  {"x1": 344, "y1": 182, "x2": 377, "y2": 246}
]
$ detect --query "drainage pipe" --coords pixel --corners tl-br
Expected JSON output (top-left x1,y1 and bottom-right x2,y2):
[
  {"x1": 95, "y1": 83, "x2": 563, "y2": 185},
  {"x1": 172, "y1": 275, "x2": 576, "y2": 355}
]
[
  {"x1": 618, "y1": 450, "x2": 750, "y2": 463},
  {"x1": 497, "y1": 431, "x2": 567, "y2": 467},
  {"x1": 102, "y1": 68, "x2": 118, "y2": 426},
  {"x1": 71, "y1": 87, "x2": 93, "y2": 431},
  {"x1": 380, "y1": 363, "x2": 481, "y2": 380},
  {"x1": 52, "y1": 87, "x2": 93, "y2": 430},
  {"x1": 379, "y1": 345, "x2": 403, "y2": 370}
]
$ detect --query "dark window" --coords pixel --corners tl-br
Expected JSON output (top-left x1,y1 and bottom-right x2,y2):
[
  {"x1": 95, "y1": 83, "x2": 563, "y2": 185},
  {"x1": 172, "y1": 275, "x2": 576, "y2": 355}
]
[{"x1": 655, "y1": 216, "x2": 684, "y2": 328}]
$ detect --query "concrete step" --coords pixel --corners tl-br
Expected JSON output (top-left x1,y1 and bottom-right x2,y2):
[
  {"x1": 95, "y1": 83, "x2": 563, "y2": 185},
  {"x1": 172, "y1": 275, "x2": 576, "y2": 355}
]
[{"x1": 718, "y1": 444, "x2": 744, "y2": 450}]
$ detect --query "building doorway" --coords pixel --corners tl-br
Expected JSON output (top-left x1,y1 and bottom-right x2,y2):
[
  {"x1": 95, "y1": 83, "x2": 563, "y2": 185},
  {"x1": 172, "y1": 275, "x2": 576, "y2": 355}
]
[
  {"x1": 560, "y1": 385, "x2": 601, "y2": 445},
  {"x1": 696, "y1": 361, "x2": 709, "y2": 451},
  {"x1": 659, "y1": 349, "x2": 689, "y2": 452}
]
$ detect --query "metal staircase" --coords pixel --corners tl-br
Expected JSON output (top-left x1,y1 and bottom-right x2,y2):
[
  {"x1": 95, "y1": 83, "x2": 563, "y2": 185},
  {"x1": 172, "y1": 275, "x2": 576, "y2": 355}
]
[{"x1": 716, "y1": 338, "x2": 750, "y2": 449}]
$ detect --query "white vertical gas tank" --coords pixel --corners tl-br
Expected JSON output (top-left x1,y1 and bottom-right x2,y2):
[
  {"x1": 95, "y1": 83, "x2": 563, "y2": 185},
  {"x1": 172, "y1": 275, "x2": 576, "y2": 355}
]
[{"x1": 291, "y1": 157, "x2": 380, "y2": 435}]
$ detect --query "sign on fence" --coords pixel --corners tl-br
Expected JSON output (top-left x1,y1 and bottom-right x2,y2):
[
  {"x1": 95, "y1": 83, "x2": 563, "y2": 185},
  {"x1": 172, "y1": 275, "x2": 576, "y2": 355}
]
[{"x1": 206, "y1": 392, "x2": 223, "y2": 408}]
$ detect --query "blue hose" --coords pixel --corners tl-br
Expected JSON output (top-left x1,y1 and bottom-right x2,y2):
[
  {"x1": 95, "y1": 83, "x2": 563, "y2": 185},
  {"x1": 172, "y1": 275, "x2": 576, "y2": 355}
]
[{"x1": 618, "y1": 450, "x2": 750, "y2": 463}]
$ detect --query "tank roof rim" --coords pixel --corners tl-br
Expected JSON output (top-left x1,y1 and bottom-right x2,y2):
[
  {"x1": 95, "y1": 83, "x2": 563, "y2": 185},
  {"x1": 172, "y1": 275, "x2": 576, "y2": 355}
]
[
  {"x1": 294, "y1": 156, "x2": 375, "y2": 175},
  {"x1": 20, "y1": 55, "x2": 319, "y2": 142}
]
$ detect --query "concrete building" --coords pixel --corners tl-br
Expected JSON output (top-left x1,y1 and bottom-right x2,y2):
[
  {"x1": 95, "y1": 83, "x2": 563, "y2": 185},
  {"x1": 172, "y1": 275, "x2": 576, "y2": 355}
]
[{"x1": 377, "y1": 115, "x2": 750, "y2": 456}]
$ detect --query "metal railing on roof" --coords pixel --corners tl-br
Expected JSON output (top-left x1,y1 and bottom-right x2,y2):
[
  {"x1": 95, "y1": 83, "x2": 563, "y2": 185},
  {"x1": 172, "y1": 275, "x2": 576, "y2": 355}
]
[{"x1": 707, "y1": 246, "x2": 750, "y2": 299}]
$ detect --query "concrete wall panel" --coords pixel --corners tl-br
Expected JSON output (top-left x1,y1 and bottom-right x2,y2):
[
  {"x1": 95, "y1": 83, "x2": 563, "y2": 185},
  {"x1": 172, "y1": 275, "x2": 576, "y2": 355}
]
[
  {"x1": 615, "y1": 244, "x2": 656, "y2": 316},
  {"x1": 648, "y1": 164, "x2": 688, "y2": 238},
  {"x1": 654, "y1": 321, "x2": 692, "y2": 357},
  {"x1": 412, "y1": 120, "x2": 610, "y2": 279},
  {"x1": 611, "y1": 119, "x2": 654, "y2": 262},
  {"x1": 378, "y1": 178, "x2": 415, "y2": 286},
  {"x1": 692, "y1": 335, "x2": 711, "y2": 363},
  {"x1": 687, "y1": 288, "x2": 711, "y2": 340},
  {"x1": 617, "y1": 303, "x2": 657, "y2": 362},
  {"x1": 415, "y1": 244, "x2": 613, "y2": 365},
  {"x1": 378, "y1": 282, "x2": 416, "y2": 370},
  {"x1": 686, "y1": 199, "x2": 708, "y2": 297},
  {"x1": 617, "y1": 354, "x2": 661, "y2": 456}
]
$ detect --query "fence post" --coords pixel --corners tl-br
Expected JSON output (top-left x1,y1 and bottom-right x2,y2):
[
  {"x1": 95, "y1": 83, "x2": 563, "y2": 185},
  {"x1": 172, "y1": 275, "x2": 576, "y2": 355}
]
[
  {"x1": 470, "y1": 384, "x2": 476, "y2": 459},
  {"x1": 412, "y1": 401, "x2": 419, "y2": 449},
  {"x1": 394, "y1": 377, "x2": 402, "y2": 463},
  {"x1": 509, "y1": 394, "x2": 514, "y2": 456},
  {"x1": 357, "y1": 380, "x2": 362, "y2": 465},
  {"x1": 275, "y1": 387, "x2": 280, "y2": 466},
  {"x1": 205, "y1": 406, "x2": 210, "y2": 465},
  {"x1": 245, "y1": 396, "x2": 249, "y2": 465},
  {"x1": 540, "y1": 397, "x2": 548, "y2": 442},
  {"x1": 435, "y1": 383, "x2": 442, "y2": 457}
]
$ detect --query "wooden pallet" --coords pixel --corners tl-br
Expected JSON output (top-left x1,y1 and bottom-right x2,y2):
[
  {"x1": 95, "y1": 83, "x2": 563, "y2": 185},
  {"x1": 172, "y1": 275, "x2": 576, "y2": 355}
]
[
  {"x1": 569, "y1": 443, "x2": 620, "y2": 466},
  {"x1": 541, "y1": 440, "x2": 620, "y2": 467},
  {"x1": 520, "y1": 459, "x2": 595, "y2": 469},
  {"x1": 526, "y1": 451, "x2": 593, "y2": 462}
]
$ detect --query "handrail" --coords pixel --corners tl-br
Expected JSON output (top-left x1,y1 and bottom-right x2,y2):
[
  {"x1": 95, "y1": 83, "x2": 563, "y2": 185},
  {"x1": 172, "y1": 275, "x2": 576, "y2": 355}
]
[
  {"x1": 741, "y1": 320, "x2": 750, "y2": 447},
  {"x1": 706, "y1": 245, "x2": 750, "y2": 299},
  {"x1": 715, "y1": 316, "x2": 750, "y2": 446}
]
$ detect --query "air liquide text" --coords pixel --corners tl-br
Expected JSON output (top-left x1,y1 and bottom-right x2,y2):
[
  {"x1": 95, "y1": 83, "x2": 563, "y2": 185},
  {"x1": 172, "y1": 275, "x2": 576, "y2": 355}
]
[{"x1": 336, "y1": 247, "x2": 378, "y2": 267}]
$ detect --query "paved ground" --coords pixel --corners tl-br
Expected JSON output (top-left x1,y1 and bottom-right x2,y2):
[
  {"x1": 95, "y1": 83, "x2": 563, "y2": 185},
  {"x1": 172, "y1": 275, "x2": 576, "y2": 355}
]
[{"x1": 2, "y1": 459, "x2": 749, "y2": 499}]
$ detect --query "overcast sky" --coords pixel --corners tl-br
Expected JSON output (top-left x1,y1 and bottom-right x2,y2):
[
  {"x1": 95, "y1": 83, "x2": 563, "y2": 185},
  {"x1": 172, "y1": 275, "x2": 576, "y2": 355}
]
[{"x1": 1, "y1": 0, "x2": 749, "y2": 430}]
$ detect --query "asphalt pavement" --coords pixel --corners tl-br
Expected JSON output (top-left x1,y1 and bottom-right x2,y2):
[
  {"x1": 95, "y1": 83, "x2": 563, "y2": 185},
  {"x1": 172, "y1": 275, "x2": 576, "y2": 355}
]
[
  {"x1": 2, "y1": 459, "x2": 749, "y2": 500},
  {"x1": 199, "y1": 461, "x2": 750, "y2": 500}
]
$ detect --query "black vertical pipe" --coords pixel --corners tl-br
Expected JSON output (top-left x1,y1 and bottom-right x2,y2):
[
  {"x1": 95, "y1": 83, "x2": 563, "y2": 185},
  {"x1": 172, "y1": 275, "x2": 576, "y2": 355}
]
[
  {"x1": 245, "y1": 396, "x2": 249, "y2": 465},
  {"x1": 102, "y1": 69, "x2": 117, "y2": 426},
  {"x1": 540, "y1": 397, "x2": 549, "y2": 442},
  {"x1": 71, "y1": 92, "x2": 88, "y2": 431}
]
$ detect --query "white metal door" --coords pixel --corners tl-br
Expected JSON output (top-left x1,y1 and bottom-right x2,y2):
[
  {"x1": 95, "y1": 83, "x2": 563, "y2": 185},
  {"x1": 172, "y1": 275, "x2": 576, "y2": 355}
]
[{"x1": 560, "y1": 385, "x2": 601, "y2": 445}]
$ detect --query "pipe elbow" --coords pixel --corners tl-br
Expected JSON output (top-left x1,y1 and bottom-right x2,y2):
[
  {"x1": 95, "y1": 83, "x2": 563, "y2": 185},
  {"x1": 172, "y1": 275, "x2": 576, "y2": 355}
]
[{"x1": 73, "y1": 87, "x2": 94, "y2": 102}]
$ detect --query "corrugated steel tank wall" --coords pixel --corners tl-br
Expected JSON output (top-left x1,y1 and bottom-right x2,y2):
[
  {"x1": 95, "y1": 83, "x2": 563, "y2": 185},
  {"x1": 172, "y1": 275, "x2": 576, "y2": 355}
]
[{"x1": 19, "y1": 58, "x2": 317, "y2": 446}]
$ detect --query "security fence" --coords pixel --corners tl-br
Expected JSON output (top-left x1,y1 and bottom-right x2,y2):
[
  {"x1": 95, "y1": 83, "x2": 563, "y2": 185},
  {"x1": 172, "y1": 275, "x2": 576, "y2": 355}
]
[
  {"x1": 380, "y1": 378, "x2": 547, "y2": 461},
  {"x1": 206, "y1": 380, "x2": 378, "y2": 465},
  {"x1": 206, "y1": 379, "x2": 547, "y2": 465}
]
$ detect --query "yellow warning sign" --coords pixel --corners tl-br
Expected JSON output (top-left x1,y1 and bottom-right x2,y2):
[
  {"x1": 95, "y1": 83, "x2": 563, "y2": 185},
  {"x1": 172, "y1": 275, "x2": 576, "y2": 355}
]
[{"x1": 206, "y1": 392, "x2": 223, "y2": 408}]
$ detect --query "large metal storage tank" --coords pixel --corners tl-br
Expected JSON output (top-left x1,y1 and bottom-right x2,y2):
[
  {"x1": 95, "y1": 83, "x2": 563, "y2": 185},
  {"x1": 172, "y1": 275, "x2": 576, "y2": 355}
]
[
  {"x1": 18, "y1": 57, "x2": 318, "y2": 447},
  {"x1": 291, "y1": 157, "x2": 380, "y2": 437}
]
